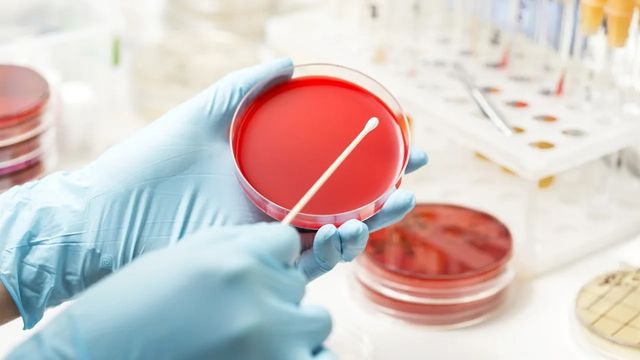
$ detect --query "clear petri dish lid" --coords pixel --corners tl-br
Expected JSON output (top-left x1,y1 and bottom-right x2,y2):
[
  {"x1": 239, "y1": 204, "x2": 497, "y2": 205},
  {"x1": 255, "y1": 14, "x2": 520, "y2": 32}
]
[
  {"x1": 230, "y1": 63, "x2": 411, "y2": 229},
  {"x1": 0, "y1": 65, "x2": 50, "y2": 126},
  {"x1": 356, "y1": 261, "x2": 514, "y2": 304}
]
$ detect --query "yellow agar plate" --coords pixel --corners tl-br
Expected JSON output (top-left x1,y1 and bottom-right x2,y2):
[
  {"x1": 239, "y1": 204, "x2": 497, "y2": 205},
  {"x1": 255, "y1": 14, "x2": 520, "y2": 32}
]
[{"x1": 576, "y1": 269, "x2": 640, "y2": 359}]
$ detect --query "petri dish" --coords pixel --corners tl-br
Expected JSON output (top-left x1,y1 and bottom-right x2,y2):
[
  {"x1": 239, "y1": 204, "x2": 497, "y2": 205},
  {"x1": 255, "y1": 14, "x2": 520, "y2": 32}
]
[
  {"x1": 354, "y1": 203, "x2": 513, "y2": 328},
  {"x1": 0, "y1": 65, "x2": 53, "y2": 192},
  {"x1": 0, "y1": 130, "x2": 53, "y2": 164},
  {"x1": 575, "y1": 268, "x2": 640, "y2": 359},
  {"x1": 0, "y1": 159, "x2": 46, "y2": 191},
  {"x1": 231, "y1": 64, "x2": 410, "y2": 229},
  {"x1": 0, "y1": 65, "x2": 50, "y2": 130}
]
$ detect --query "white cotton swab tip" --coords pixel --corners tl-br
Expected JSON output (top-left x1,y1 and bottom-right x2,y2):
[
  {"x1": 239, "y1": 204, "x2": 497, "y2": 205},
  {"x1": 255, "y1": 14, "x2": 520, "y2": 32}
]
[
  {"x1": 281, "y1": 116, "x2": 379, "y2": 226},
  {"x1": 364, "y1": 117, "x2": 379, "y2": 133}
]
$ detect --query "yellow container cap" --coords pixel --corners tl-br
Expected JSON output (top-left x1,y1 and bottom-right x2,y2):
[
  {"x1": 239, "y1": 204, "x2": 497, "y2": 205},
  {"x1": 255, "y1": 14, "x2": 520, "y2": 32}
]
[
  {"x1": 605, "y1": 0, "x2": 635, "y2": 47},
  {"x1": 606, "y1": 0, "x2": 635, "y2": 14},
  {"x1": 606, "y1": 13, "x2": 633, "y2": 46},
  {"x1": 580, "y1": 2, "x2": 606, "y2": 35}
]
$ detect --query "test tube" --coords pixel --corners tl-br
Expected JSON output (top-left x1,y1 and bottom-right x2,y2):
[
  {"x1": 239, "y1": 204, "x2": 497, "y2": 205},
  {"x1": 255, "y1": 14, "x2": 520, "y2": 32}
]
[
  {"x1": 623, "y1": 0, "x2": 640, "y2": 113},
  {"x1": 503, "y1": 0, "x2": 536, "y2": 79},
  {"x1": 466, "y1": 0, "x2": 495, "y2": 58},
  {"x1": 580, "y1": 0, "x2": 608, "y2": 35},
  {"x1": 490, "y1": 0, "x2": 523, "y2": 70},
  {"x1": 605, "y1": 0, "x2": 635, "y2": 47},
  {"x1": 601, "y1": 0, "x2": 635, "y2": 114},
  {"x1": 361, "y1": 0, "x2": 390, "y2": 64},
  {"x1": 566, "y1": 0, "x2": 607, "y2": 108},
  {"x1": 553, "y1": 0, "x2": 578, "y2": 97}
]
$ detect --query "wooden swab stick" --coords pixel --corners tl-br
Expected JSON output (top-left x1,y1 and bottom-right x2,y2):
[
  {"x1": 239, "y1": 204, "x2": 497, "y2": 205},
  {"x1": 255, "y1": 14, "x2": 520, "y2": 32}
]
[{"x1": 281, "y1": 117, "x2": 379, "y2": 225}]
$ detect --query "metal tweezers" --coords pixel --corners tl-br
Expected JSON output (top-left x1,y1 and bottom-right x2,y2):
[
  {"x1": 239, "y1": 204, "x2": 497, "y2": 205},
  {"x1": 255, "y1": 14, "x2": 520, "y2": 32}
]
[{"x1": 453, "y1": 63, "x2": 514, "y2": 136}]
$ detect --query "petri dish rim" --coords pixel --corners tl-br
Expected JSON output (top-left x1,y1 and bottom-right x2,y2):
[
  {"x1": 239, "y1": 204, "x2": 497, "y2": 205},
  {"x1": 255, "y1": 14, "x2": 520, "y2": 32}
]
[
  {"x1": 229, "y1": 63, "x2": 411, "y2": 227},
  {"x1": 0, "y1": 64, "x2": 50, "y2": 124}
]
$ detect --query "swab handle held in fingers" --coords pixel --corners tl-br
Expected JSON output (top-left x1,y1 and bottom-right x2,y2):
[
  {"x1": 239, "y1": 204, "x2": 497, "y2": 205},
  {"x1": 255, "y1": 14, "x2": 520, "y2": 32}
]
[{"x1": 281, "y1": 117, "x2": 380, "y2": 225}]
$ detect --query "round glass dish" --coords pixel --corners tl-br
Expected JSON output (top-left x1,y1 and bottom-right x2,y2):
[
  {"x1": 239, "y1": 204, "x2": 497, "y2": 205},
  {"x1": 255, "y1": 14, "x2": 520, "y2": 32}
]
[
  {"x1": 354, "y1": 203, "x2": 513, "y2": 328},
  {"x1": 230, "y1": 63, "x2": 411, "y2": 229}
]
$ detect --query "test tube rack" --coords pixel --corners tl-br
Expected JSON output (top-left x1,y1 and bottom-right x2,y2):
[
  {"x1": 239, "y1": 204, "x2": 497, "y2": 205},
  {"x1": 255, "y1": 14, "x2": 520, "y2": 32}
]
[{"x1": 265, "y1": 5, "x2": 640, "y2": 276}]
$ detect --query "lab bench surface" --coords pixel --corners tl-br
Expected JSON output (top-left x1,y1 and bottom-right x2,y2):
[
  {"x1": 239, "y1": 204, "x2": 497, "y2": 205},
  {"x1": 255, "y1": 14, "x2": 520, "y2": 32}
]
[{"x1": 1, "y1": 235, "x2": 637, "y2": 359}]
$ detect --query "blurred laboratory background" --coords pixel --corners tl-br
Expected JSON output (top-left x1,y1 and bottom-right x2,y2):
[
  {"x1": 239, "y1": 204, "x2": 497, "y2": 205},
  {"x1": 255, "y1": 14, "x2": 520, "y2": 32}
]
[{"x1": 3, "y1": 0, "x2": 640, "y2": 359}]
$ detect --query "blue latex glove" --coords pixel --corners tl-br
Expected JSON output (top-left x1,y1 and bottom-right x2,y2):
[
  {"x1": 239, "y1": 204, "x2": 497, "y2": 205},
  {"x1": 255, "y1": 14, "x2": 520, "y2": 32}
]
[
  {"x1": 0, "y1": 59, "x2": 427, "y2": 328},
  {"x1": 8, "y1": 223, "x2": 335, "y2": 360}
]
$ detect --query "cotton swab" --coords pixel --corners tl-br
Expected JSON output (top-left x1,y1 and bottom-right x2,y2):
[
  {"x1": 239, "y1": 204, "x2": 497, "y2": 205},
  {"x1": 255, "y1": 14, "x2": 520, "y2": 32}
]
[{"x1": 281, "y1": 117, "x2": 379, "y2": 225}]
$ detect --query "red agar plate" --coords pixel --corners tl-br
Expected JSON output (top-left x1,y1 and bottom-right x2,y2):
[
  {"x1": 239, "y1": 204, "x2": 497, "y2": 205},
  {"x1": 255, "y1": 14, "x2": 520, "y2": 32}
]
[
  {"x1": 355, "y1": 204, "x2": 513, "y2": 327},
  {"x1": 0, "y1": 65, "x2": 49, "y2": 129},
  {"x1": 363, "y1": 204, "x2": 512, "y2": 287},
  {"x1": 231, "y1": 64, "x2": 410, "y2": 229}
]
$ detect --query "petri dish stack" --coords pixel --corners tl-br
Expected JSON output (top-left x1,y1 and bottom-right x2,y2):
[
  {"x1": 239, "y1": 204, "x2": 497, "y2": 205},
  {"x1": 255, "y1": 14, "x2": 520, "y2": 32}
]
[
  {"x1": 0, "y1": 65, "x2": 55, "y2": 192},
  {"x1": 354, "y1": 204, "x2": 514, "y2": 328}
]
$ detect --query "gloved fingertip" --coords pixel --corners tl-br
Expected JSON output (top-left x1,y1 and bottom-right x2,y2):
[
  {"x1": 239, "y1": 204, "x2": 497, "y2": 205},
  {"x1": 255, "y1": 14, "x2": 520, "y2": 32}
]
[
  {"x1": 270, "y1": 57, "x2": 294, "y2": 70},
  {"x1": 339, "y1": 219, "x2": 367, "y2": 235},
  {"x1": 296, "y1": 225, "x2": 341, "y2": 280},
  {"x1": 387, "y1": 189, "x2": 416, "y2": 210},
  {"x1": 314, "y1": 224, "x2": 338, "y2": 244},
  {"x1": 337, "y1": 220, "x2": 369, "y2": 261},
  {"x1": 365, "y1": 190, "x2": 416, "y2": 232},
  {"x1": 406, "y1": 148, "x2": 428, "y2": 174},
  {"x1": 313, "y1": 224, "x2": 341, "y2": 259}
]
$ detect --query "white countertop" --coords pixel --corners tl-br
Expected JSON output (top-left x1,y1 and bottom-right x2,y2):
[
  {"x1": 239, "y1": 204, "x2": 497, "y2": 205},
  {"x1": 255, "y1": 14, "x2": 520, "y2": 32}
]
[{"x1": 2, "y1": 236, "x2": 638, "y2": 359}]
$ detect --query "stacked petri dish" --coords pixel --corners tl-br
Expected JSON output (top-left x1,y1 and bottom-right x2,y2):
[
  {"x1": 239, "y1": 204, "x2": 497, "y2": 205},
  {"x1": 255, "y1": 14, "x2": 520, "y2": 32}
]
[
  {"x1": 0, "y1": 65, "x2": 55, "y2": 192},
  {"x1": 354, "y1": 204, "x2": 514, "y2": 328}
]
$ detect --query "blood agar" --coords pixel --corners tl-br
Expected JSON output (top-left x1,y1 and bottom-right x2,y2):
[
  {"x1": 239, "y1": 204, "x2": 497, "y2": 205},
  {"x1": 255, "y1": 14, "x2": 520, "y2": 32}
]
[
  {"x1": 0, "y1": 65, "x2": 52, "y2": 192},
  {"x1": 231, "y1": 64, "x2": 410, "y2": 229},
  {"x1": 354, "y1": 204, "x2": 513, "y2": 327}
]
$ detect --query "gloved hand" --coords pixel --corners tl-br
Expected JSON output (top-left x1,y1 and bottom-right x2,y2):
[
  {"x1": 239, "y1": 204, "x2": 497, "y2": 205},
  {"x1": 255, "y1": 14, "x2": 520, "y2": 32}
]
[
  {"x1": 8, "y1": 223, "x2": 335, "y2": 360},
  {"x1": 0, "y1": 59, "x2": 427, "y2": 328}
]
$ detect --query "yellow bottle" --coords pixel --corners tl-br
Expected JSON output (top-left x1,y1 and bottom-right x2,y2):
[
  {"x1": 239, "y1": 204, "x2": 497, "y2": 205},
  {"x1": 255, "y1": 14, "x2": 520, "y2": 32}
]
[{"x1": 605, "y1": 0, "x2": 635, "y2": 47}]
